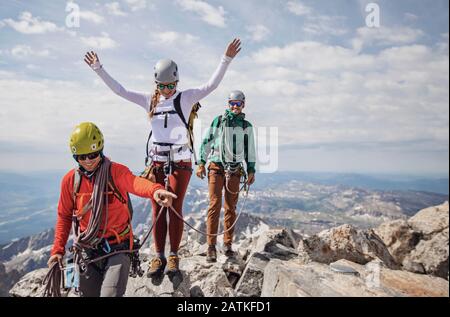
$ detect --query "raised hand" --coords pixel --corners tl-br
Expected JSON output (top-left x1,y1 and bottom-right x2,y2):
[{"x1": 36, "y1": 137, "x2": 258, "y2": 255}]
[
  {"x1": 84, "y1": 51, "x2": 101, "y2": 70},
  {"x1": 225, "y1": 38, "x2": 242, "y2": 59}
]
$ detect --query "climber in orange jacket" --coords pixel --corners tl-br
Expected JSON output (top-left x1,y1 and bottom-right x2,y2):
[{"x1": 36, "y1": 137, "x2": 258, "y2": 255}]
[{"x1": 47, "y1": 122, "x2": 176, "y2": 297}]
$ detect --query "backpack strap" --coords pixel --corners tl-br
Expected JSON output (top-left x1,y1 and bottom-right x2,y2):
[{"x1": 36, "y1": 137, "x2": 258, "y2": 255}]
[
  {"x1": 107, "y1": 165, "x2": 134, "y2": 221},
  {"x1": 243, "y1": 120, "x2": 249, "y2": 131},
  {"x1": 173, "y1": 92, "x2": 188, "y2": 129},
  {"x1": 72, "y1": 168, "x2": 82, "y2": 204}
]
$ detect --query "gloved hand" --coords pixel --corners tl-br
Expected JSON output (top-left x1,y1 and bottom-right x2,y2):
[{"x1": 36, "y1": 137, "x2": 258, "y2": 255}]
[
  {"x1": 196, "y1": 165, "x2": 206, "y2": 179},
  {"x1": 84, "y1": 51, "x2": 102, "y2": 71}
]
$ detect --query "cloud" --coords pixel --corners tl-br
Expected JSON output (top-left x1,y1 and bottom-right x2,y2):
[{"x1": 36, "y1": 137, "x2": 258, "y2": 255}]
[
  {"x1": 404, "y1": 12, "x2": 419, "y2": 23},
  {"x1": 1, "y1": 11, "x2": 61, "y2": 34},
  {"x1": 303, "y1": 15, "x2": 348, "y2": 36},
  {"x1": 80, "y1": 32, "x2": 118, "y2": 49},
  {"x1": 246, "y1": 24, "x2": 271, "y2": 42},
  {"x1": 224, "y1": 38, "x2": 449, "y2": 160},
  {"x1": 79, "y1": 10, "x2": 105, "y2": 24},
  {"x1": 352, "y1": 26, "x2": 424, "y2": 51},
  {"x1": 286, "y1": 2, "x2": 348, "y2": 36},
  {"x1": 176, "y1": 0, "x2": 226, "y2": 28},
  {"x1": 149, "y1": 31, "x2": 199, "y2": 45},
  {"x1": 0, "y1": 77, "x2": 150, "y2": 171},
  {"x1": 9, "y1": 45, "x2": 51, "y2": 59},
  {"x1": 286, "y1": 1, "x2": 312, "y2": 16},
  {"x1": 124, "y1": 0, "x2": 148, "y2": 11},
  {"x1": 251, "y1": 41, "x2": 375, "y2": 72},
  {"x1": 105, "y1": 2, "x2": 128, "y2": 16}
]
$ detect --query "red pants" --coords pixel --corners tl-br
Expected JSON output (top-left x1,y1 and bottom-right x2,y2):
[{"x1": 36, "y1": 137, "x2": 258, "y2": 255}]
[{"x1": 151, "y1": 161, "x2": 192, "y2": 254}]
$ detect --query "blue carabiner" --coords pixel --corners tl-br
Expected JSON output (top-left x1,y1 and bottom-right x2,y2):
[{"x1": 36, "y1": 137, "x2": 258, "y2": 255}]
[{"x1": 103, "y1": 239, "x2": 111, "y2": 254}]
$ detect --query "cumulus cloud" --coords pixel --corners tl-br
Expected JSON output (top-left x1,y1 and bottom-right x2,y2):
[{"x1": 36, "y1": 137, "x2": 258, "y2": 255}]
[
  {"x1": 286, "y1": 2, "x2": 348, "y2": 36},
  {"x1": 352, "y1": 26, "x2": 425, "y2": 51},
  {"x1": 105, "y1": 2, "x2": 128, "y2": 16},
  {"x1": 176, "y1": 0, "x2": 226, "y2": 28},
  {"x1": 124, "y1": 0, "x2": 148, "y2": 11},
  {"x1": 9, "y1": 45, "x2": 51, "y2": 59},
  {"x1": 286, "y1": 1, "x2": 312, "y2": 16},
  {"x1": 246, "y1": 24, "x2": 271, "y2": 42},
  {"x1": 1, "y1": 11, "x2": 61, "y2": 34},
  {"x1": 79, "y1": 10, "x2": 105, "y2": 24},
  {"x1": 149, "y1": 31, "x2": 199, "y2": 45},
  {"x1": 80, "y1": 32, "x2": 118, "y2": 49},
  {"x1": 226, "y1": 38, "x2": 449, "y2": 159}
]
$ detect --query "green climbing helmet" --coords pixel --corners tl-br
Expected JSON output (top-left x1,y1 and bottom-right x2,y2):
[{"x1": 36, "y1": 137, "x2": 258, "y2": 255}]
[{"x1": 69, "y1": 122, "x2": 104, "y2": 155}]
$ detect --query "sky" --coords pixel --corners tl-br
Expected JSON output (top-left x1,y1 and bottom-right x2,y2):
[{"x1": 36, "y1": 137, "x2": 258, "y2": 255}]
[{"x1": 0, "y1": 0, "x2": 448, "y2": 176}]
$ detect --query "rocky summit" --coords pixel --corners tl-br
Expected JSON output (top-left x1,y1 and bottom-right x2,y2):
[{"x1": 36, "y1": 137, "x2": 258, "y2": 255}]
[{"x1": 8, "y1": 202, "x2": 449, "y2": 297}]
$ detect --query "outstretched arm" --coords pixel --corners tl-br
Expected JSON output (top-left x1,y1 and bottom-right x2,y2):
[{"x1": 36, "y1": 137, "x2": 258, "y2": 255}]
[
  {"x1": 181, "y1": 39, "x2": 242, "y2": 109},
  {"x1": 84, "y1": 51, "x2": 150, "y2": 111}
]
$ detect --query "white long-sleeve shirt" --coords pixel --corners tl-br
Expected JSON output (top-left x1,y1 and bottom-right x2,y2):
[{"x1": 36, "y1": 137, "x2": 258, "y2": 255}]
[{"x1": 94, "y1": 55, "x2": 233, "y2": 162}]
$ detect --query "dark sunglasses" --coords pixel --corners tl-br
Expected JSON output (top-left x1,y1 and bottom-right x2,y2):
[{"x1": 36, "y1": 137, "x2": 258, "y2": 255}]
[
  {"x1": 75, "y1": 151, "x2": 101, "y2": 161},
  {"x1": 157, "y1": 83, "x2": 177, "y2": 90},
  {"x1": 229, "y1": 101, "x2": 244, "y2": 107}
]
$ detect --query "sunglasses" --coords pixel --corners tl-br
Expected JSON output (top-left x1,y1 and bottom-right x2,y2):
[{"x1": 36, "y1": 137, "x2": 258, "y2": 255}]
[
  {"x1": 229, "y1": 101, "x2": 244, "y2": 107},
  {"x1": 76, "y1": 151, "x2": 101, "y2": 161},
  {"x1": 157, "y1": 83, "x2": 177, "y2": 90}
]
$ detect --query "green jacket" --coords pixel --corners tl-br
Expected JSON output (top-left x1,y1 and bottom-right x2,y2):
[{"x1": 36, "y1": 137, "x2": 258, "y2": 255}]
[{"x1": 199, "y1": 109, "x2": 256, "y2": 174}]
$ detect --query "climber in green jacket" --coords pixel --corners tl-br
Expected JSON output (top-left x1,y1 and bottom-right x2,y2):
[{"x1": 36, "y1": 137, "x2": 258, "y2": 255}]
[{"x1": 196, "y1": 90, "x2": 256, "y2": 263}]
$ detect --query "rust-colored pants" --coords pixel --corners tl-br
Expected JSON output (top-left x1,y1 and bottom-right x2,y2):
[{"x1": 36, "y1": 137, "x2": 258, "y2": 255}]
[
  {"x1": 151, "y1": 161, "x2": 192, "y2": 254},
  {"x1": 206, "y1": 162, "x2": 240, "y2": 246}
]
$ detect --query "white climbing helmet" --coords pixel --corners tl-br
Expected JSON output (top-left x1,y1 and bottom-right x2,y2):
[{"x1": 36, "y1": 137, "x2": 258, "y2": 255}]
[
  {"x1": 228, "y1": 90, "x2": 245, "y2": 102},
  {"x1": 154, "y1": 59, "x2": 179, "y2": 83}
]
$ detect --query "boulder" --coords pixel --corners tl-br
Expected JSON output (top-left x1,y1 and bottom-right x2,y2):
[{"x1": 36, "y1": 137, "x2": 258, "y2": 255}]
[
  {"x1": 402, "y1": 228, "x2": 449, "y2": 279},
  {"x1": 408, "y1": 202, "x2": 449, "y2": 237},
  {"x1": 235, "y1": 252, "x2": 271, "y2": 297},
  {"x1": 375, "y1": 219, "x2": 421, "y2": 263},
  {"x1": 261, "y1": 258, "x2": 449, "y2": 297},
  {"x1": 297, "y1": 224, "x2": 398, "y2": 269},
  {"x1": 9, "y1": 268, "x2": 47, "y2": 297},
  {"x1": 125, "y1": 255, "x2": 235, "y2": 297},
  {"x1": 376, "y1": 202, "x2": 449, "y2": 279},
  {"x1": 253, "y1": 229, "x2": 300, "y2": 260}
]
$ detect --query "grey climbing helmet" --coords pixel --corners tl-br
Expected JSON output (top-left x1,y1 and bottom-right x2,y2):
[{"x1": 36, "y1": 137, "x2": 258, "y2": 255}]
[
  {"x1": 154, "y1": 59, "x2": 179, "y2": 83},
  {"x1": 228, "y1": 90, "x2": 245, "y2": 102}
]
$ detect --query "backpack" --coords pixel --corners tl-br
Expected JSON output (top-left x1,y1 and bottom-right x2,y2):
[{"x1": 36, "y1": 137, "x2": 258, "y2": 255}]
[{"x1": 145, "y1": 92, "x2": 201, "y2": 165}]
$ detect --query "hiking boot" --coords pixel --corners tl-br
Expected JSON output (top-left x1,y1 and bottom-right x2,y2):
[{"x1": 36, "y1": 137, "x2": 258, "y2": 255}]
[
  {"x1": 166, "y1": 255, "x2": 180, "y2": 274},
  {"x1": 223, "y1": 244, "x2": 235, "y2": 258},
  {"x1": 206, "y1": 245, "x2": 217, "y2": 263},
  {"x1": 147, "y1": 257, "x2": 166, "y2": 277}
]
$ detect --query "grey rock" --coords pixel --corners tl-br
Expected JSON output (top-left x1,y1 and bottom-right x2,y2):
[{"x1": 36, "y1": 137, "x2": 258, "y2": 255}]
[
  {"x1": 375, "y1": 219, "x2": 421, "y2": 263},
  {"x1": 402, "y1": 228, "x2": 449, "y2": 279},
  {"x1": 235, "y1": 252, "x2": 270, "y2": 297},
  {"x1": 298, "y1": 224, "x2": 398, "y2": 269},
  {"x1": 261, "y1": 258, "x2": 449, "y2": 297},
  {"x1": 254, "y1": 229, "x2": 300, "y2": 260},
  {"x1": 408, "y1": 202, "x2": 449, "y2": 237}
]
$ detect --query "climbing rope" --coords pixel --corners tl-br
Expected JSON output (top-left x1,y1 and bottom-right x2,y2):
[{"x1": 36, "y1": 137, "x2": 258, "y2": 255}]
[
  {"x1": 169, "y1": 184, "x2": 250, "y2": 237},
  {"x1": 43, "y1": 260, "x2": 65, "y2": 297}
]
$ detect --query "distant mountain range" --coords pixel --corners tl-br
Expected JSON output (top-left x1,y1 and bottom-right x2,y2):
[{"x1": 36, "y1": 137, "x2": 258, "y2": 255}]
[{"x1": 0, "y1": 170, "x2": 448, "y2": 244}]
